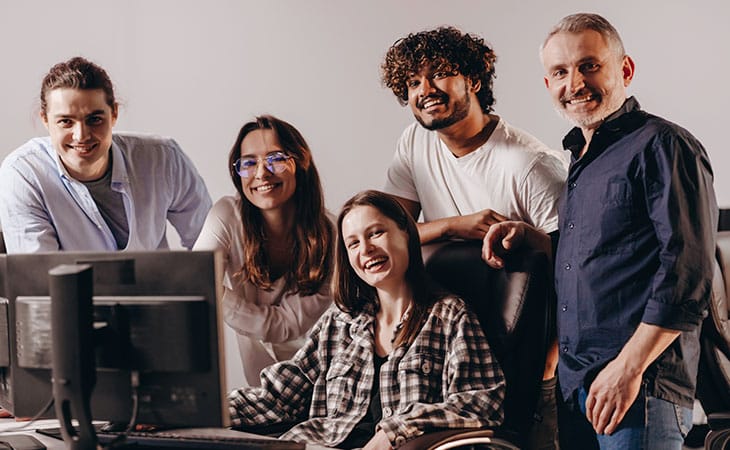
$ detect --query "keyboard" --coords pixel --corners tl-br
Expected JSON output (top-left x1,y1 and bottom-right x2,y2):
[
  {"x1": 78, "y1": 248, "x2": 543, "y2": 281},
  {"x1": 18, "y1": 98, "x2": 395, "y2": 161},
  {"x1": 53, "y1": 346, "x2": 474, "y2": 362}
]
[{"x1": 37, "y1": 426, "x2": 305, "y2": 449}]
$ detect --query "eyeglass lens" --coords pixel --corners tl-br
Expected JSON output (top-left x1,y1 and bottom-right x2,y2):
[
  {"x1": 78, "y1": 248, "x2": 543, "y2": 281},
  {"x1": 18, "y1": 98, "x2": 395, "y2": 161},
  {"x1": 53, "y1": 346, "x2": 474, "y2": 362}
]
[{"x1": 235, "y1": 152, "x2": 290, "y2": 178}]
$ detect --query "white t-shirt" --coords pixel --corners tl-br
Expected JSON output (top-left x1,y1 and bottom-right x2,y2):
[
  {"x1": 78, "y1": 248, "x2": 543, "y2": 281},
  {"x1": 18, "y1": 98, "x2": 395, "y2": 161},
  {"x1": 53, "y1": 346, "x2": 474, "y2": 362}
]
[
  {"x1": 384, "y1": 118, "x2": 568, "y2": 233},
  {"x1": 194, "y1": 195, "x2": 333, "y2": 387}
]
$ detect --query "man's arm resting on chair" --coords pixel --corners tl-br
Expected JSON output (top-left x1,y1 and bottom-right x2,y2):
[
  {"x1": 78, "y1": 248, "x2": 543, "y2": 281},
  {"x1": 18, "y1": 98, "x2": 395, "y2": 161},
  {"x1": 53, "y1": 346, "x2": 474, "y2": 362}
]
[{"x1": 481, "y1": 221, "x2": 552, "y2": 269}]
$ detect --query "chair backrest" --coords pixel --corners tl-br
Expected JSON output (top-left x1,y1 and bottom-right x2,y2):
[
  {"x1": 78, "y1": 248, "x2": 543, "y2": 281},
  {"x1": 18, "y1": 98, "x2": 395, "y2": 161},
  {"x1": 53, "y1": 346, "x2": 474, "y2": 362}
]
[
  {"x1": 718, "y1": 209, "x2": 730, "y2": 232},
  {"x1": 697, "y1": 231, "x2": 730, "y2": 414},
  {"x1": 424, "y1": 241, "x2": 552, "y2": 438}
]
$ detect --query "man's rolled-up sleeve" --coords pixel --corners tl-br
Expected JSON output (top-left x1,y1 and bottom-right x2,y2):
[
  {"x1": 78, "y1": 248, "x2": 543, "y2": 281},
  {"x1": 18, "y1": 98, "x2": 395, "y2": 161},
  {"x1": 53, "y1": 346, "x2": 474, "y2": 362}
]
[{"x1": 641, "y1": 130, "x2": 718, "y2": 331}]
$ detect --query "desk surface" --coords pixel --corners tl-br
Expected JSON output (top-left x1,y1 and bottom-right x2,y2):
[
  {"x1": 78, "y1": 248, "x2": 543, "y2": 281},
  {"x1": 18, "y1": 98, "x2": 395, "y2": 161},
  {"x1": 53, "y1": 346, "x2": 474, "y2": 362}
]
[{"x1": 0, "y1": 418, "x2": 335, "y2": 450}]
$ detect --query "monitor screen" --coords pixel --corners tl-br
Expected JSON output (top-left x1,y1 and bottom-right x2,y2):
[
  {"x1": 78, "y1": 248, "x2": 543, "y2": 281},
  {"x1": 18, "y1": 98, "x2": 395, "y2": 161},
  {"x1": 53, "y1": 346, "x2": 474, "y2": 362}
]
[{"x1": 0, "y1": 250, "x2": 229, "y2": 429}]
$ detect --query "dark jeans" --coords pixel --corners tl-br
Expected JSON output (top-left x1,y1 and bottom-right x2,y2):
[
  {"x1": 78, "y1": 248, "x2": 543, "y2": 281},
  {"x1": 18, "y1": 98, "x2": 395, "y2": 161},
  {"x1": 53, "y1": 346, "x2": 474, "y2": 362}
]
[
  {"x1": 558, "y1": 386, "x2": 599, "y2": 450},
  {"x1": 527, "y1": 376, "x2": 560, "y2": 450}
]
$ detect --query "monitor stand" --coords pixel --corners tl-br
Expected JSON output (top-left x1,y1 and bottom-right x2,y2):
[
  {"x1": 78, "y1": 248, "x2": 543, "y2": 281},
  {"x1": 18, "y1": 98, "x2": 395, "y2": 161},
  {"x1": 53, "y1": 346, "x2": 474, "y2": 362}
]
[{"x1": 49, "y1": 264, "x2": 98, "y2": 450}]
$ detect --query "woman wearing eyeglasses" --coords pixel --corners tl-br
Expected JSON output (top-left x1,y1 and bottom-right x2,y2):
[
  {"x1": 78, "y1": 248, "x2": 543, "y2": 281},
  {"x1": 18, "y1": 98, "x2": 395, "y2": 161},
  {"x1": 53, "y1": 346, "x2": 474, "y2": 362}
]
[{"x1": 194, "y1": 115, "x2": 334, "y2": 387}]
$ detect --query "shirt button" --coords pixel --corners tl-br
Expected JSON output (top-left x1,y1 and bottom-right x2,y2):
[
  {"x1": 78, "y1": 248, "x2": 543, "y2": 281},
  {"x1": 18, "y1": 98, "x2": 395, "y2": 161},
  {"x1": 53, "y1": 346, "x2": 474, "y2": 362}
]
[
  {"x1": 383, "y1": 407, "x2": 392, "y2": 417},
  {"x1": 395, "y1": 436, "x2": 406, "y2": 446},
  {"x1": 564, "y1": 263, "x2": 571, "y2": 270},
  {"x1": 569, "y1": 182, "x2": 577, "y2": 189},
  {"x1": 562, "y1": 346, "x2": 569, "y2": 353},
  {"x1": 421, "y1": 361, "x2": 431, "y2": 374},
  {"x1": 568, "y1": 222, "x2": 575, "y2": 229},
  {"x1": 561, "y1": 304, "x2": 568, "y2": 312}
]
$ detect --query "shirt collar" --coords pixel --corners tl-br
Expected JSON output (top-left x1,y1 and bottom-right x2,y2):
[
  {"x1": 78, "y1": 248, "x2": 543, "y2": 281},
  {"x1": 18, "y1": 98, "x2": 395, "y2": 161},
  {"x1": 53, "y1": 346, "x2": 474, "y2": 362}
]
[
  {"x1": 46, "y1": 140, "x2": 73, "y2": 180},
  {"x1": 562, "y1": 96, "x2": 642, "y2": 158},
  {"x1": 109, "y1": 138, "x2": 129, "y2": 184},
  {"x1": 346, "y1": 299, "x2": 377, "y2": 336}
]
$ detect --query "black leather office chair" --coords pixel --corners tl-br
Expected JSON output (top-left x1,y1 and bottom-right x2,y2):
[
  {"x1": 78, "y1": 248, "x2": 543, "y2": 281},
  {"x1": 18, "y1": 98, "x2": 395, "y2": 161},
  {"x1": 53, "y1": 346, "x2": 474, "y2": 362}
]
[
  {"x1": 697, "y1": 231, "x2": 730, "y2": 449},
  {"x1": 399, "y1": 241, "x2": 553, "y2": 450}
]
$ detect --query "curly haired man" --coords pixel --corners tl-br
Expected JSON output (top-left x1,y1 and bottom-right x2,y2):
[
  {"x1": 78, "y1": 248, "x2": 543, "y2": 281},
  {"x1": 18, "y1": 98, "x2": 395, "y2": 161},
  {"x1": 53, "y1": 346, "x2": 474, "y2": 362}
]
[{"x1": 381, "y1": 26, "x2": 566, "y2": 449}]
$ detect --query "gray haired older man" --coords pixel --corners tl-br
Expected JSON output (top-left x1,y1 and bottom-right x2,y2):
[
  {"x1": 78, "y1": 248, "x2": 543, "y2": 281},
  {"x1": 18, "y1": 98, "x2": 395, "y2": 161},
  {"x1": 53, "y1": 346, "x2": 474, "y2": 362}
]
[{"x1": 484, "y1": 13, "x2": 717, "y2": 450}]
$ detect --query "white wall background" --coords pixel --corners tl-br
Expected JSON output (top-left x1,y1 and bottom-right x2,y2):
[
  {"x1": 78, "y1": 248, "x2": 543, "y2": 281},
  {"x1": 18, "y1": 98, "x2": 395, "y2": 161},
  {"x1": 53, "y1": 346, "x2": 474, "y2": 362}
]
[{"x1": 2, "y1": 0, "x2": 728, "y2": 389}]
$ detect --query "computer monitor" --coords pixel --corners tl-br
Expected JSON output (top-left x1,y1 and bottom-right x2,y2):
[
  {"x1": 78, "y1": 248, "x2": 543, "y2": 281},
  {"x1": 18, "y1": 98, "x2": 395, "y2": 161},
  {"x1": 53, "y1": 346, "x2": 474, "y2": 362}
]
[{"x1": 0, "y1": 250, "x2": 229, "y2": 429}]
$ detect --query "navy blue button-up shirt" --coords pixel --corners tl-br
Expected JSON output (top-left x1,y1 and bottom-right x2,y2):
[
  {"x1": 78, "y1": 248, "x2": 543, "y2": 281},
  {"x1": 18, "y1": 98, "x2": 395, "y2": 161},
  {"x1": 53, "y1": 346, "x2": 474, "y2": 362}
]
[{"x1": 555, "y1": 97, "x2": 717, "y2": 408}]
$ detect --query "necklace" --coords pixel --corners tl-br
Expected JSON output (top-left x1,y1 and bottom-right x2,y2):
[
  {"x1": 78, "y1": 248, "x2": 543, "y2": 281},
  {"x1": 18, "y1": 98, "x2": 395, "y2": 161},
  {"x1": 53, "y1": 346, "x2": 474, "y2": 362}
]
[{"x1": 390, "y1": 303, "x2": 413, "y2": 344}]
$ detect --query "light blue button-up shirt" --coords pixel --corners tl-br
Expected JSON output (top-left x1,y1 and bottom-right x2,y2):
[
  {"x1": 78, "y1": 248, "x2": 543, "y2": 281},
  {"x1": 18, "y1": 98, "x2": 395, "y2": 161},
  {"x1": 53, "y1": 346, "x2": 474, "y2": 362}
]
[{"x1": 0, "y1": 133, "x2": 212, "y2": 253}]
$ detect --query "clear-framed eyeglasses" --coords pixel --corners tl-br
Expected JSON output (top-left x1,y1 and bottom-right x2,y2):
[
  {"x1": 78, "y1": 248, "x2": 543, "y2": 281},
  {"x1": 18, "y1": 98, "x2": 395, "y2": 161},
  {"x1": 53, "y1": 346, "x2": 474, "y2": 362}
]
[{"x1": 233, "y1": 151, "x2": 294, "y2": 178}]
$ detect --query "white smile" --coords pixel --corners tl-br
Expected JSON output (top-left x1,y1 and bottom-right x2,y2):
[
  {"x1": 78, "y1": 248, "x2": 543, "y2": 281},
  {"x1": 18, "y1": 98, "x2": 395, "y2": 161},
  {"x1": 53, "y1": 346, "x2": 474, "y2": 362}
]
[
  {"x1": 252, "y1": 183, "x2": 280, "y2": 193},
  {"x1": 422, "y1": 98, "x2": 445, "y2": 110},
  {"x1": 363, "y1": 256, "x2": 387, "y2": 271},
  {"x1": 566, "y1": 94, "x2": 595, "y2": 105},
  {"x1": 68, "y1": 143, "x2": 98, "y2": 152}
]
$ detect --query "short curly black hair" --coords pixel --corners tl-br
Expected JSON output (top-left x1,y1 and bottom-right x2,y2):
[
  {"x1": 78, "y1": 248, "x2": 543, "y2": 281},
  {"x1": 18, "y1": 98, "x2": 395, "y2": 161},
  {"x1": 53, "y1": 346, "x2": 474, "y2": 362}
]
[{"x1": 381, "y1": 26, "x2": 497, "y2": 113}]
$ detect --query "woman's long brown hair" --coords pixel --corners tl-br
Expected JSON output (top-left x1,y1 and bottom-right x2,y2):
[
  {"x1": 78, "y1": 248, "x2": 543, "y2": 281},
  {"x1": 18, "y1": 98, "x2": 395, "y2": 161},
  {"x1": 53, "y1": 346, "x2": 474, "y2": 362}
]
[{"x1": 228, "y1": 115, "x2": 333, "y2": 295}]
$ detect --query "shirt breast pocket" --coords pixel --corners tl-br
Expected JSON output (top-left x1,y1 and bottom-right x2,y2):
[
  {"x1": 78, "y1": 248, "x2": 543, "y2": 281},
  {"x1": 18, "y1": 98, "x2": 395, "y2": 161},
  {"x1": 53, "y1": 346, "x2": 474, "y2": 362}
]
[
  {"x1": 397, "y1": 352, "x2": 444, "y2": 404},
  {"x1": 325, "y1": 357, "x2": 357, "y2": 416},
  {"x1": 580, "y1": 179, "x2": 638, "y2": 255}
]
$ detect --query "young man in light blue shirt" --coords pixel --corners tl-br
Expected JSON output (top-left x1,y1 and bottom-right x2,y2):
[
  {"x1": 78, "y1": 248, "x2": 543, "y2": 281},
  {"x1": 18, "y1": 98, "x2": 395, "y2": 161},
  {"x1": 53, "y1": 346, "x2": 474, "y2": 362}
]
[{"x1": 0, "y1": 57, "x2": 212, "y2": 253}]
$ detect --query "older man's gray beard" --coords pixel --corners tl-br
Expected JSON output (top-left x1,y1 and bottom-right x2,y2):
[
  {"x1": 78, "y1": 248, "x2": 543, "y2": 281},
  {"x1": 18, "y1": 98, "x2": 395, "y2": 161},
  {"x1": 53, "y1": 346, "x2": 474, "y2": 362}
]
[
  {"x1": 554, "y1": 88, "x2": 629, "y2": 130},
  {"x1": 553, "y1": 103, "x2": 608, "y2": 130}
]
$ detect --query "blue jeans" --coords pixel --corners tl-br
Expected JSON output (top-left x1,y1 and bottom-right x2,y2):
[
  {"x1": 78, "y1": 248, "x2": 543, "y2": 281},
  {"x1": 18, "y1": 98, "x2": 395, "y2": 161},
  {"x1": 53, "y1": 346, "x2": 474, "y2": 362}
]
[{"x1": 577, "y1": 383, "x2": 692, "y2": 450}]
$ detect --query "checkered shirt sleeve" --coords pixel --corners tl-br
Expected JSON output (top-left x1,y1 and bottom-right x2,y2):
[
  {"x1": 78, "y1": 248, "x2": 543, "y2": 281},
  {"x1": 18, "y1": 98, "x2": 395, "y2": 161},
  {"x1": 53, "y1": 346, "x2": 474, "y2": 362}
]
[{"x1": 228, "y1": 309, "x2": 329, "y2": 428}]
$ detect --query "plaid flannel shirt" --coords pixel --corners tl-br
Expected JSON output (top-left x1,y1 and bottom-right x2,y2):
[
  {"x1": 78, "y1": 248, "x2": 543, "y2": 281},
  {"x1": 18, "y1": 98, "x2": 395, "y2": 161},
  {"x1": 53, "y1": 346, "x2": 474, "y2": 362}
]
[{"x1": 229, "y1": 296, "x2": 505, "y2": 448}]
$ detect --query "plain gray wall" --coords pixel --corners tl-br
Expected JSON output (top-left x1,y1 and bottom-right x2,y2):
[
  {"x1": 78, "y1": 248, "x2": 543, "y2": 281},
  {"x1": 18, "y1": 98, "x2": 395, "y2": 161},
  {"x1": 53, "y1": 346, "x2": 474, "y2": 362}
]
[{"x1": 2, "y1": 0, "x2": 728, "y2": 389}]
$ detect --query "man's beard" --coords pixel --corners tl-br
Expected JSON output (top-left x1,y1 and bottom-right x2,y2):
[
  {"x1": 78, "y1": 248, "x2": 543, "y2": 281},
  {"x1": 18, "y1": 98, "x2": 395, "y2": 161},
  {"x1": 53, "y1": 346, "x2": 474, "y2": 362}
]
[
  {"x1": 414, "y1": 87, "x2": 471, "y2": 131},
  {"x1": 555, "y1": 86, "x2": 625, "y2": 130},
  {"x1": 554, "y1": 103, "x2": 607, "y2": 129}
]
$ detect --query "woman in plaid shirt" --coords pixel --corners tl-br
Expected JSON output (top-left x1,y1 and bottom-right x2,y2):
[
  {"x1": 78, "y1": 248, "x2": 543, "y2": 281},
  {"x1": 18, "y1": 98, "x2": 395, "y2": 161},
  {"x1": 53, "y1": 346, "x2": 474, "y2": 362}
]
[{"x1": 229, "y1": 190, "x2": 505, "y2": 449}]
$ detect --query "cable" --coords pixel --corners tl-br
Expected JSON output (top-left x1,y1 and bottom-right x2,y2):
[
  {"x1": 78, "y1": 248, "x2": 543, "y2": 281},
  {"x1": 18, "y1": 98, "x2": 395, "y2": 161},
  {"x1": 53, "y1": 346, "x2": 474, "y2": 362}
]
[
  {"x1": 0, "y1": 395, "x2": 54, "y2": 432},
  {"x1": 101, "y1": 370, "x2": 141, "y2": 450},
  {"x1": 124, "y1": 370, "x2": 140, "y2": 433}
]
